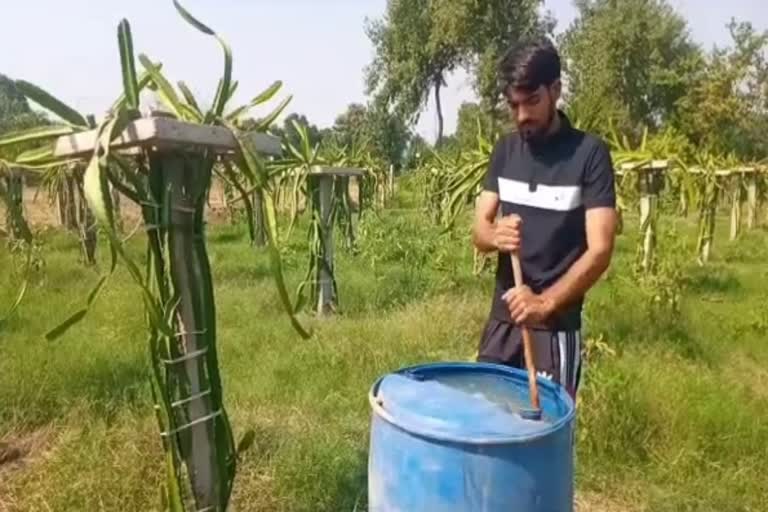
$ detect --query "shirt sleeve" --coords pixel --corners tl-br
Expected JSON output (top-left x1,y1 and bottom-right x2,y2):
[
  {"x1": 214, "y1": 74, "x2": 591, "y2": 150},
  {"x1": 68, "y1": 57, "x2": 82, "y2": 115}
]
[
  {"x1": 582, "y1": 139, "x2": 616, "y2": 209},
  {"x1": 482, "y1": 137, "x2": 507, "y2": 194}
]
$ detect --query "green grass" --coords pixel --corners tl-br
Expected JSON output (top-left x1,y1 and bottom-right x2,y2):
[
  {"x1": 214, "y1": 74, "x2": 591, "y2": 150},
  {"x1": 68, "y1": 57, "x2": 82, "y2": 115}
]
[{"x1": 1, "y1": 186, "x2": 767, "y2": 511}]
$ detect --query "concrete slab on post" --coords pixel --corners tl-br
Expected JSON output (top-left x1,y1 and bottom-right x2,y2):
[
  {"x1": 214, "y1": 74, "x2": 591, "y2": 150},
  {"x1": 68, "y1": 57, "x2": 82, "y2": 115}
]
[
  {"x1": 618, "y1": 160, "x2": 669, "y2": 172},
  {"x1": 52, "y1": 116, "x2": 283, "y2": 159},
  {"x1": 308, "y1": 166, "x2": 365, "y2": 178}
]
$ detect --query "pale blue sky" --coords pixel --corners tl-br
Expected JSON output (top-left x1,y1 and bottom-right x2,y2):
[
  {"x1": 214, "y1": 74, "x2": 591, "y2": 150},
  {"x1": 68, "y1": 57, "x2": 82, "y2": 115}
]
[{"x1": 0, "y1": 1, "x2": 764, "y2": 142}]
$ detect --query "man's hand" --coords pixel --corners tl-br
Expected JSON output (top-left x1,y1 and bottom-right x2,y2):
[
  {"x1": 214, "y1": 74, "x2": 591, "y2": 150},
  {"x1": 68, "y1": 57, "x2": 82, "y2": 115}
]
[
  {"x1": 502, "y1": 285, "x2": 554, "y2": 326},
  {"x1": 494, "y1": 215, "x2": 522, "y2": 253}
]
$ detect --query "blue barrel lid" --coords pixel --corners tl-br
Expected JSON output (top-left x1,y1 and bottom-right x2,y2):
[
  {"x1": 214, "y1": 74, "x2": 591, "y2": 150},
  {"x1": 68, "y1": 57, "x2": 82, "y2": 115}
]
[{"x1": 370, "y1": 362, "x2": 574, "y2": 444}]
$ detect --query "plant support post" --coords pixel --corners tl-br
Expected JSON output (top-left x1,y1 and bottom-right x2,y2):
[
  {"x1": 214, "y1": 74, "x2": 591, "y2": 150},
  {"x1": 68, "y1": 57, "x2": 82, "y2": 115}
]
[
  {"x1": 746, "y1": 170, "x2": 757, "y2": 230},
  {"x1": 4, "y1": 170, "x2": 32, "y2": 243},
  {"x1": 729, "y1": 172, "x2": 742, "y2": 241},
  {"x1": 309, "y1": 166, "x2": 363, "y2": 316},
  {"x1": 71, "y1": 165, "x2": 98, "y2": 265},
  {"x1": 252, "y1": 188, "x2": 266, "y2": 247},
  {"x1": 317, "y1": 174, "x2": 335, "y2": 315},
  {"x1": 52, "y1": 115, "x2": 283, "y2": 510},
  {"x1": 627, "y1": 161, "x2": 666, "y2": 272}
]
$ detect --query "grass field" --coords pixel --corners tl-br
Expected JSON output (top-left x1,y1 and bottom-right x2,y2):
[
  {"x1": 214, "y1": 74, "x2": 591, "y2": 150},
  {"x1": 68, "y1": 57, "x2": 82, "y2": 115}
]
[{"x1": 1, "y1": 181, "x2": 767, "y2": 511}]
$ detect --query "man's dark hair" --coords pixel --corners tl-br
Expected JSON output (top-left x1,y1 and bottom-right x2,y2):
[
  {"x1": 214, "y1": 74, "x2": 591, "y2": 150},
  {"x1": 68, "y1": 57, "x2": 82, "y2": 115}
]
[{"x1": 498, "y1": 37, "x2": 561, "y2": 94}]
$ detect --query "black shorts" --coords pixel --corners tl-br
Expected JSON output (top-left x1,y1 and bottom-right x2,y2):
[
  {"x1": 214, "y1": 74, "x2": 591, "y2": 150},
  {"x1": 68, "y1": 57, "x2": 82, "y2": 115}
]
[{"x1": 477, "y1": 318, "x2": 583, "y2": 399}]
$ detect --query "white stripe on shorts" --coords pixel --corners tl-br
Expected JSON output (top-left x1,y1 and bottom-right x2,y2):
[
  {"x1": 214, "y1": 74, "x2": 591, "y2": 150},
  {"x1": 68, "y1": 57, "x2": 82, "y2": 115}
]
[
  {"x1": 574, "y1": 331, "x2": 581, "y2": 392},
  {"x1": 556, "y1": 330, "x2": 582, "y2": 394},
  {"x1": 558, "y1": 332, "x2": 567, "y2": 388}
]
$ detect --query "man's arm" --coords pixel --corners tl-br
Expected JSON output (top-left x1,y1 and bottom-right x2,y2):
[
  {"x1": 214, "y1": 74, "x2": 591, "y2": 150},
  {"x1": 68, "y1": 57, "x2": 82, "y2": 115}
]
[
  {"x1": 472, "y1": 191, "x2": 522, "y2": 254},
  {"x1": 539, "y1": 207, "x2": 616, "y2": 314},
  {"x1": 541, "y1": 139, "x2": 617, "y2": 316},
  {"x1": 472, "y1": 191, "x2": 500, "y2": 253}
]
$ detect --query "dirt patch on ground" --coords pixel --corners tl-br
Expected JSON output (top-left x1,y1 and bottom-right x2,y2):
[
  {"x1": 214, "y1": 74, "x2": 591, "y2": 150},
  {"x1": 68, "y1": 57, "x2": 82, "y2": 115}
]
[
  {"x1": 0, "y1": 425, "x2": 74, "y2": 512},
  {"x1": 0, "y1": 426, "x2": 61, "y2": 512},
  {"x1": 0, "y1": 427, "x2": 57, "y2": 477}
]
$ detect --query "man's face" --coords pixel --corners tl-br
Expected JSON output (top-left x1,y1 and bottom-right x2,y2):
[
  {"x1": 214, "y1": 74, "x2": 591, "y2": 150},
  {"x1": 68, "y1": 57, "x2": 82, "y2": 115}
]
[{"x1": 506, "y1": 81, "x2": 560, "y2": 142}]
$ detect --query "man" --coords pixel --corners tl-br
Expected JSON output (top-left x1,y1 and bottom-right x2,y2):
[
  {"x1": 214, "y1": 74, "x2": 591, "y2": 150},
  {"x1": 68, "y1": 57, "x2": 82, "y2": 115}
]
[{"x1": 472, "y1": 37, "x2": 617, "y2": 400}]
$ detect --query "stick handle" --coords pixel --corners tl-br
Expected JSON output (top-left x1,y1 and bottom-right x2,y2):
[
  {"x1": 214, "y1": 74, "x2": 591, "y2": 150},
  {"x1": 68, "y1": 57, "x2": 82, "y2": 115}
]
[{"x1": 510, "y1": 252, "x2": 541, "y2": 411}]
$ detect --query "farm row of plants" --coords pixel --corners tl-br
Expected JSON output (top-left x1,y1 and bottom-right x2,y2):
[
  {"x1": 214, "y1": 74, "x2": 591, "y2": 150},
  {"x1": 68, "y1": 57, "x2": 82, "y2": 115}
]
[
  {"x1": 409, "y1": 123, "x2": 767, "y2": 320},
  {"x1": 415, "y1": 125, "x2": 768, "y2": 266}
]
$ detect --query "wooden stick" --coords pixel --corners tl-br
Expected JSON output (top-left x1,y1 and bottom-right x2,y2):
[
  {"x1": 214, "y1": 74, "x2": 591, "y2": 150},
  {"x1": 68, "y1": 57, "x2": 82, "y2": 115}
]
[{"x1": 510, "y1": 251, "x2": 541, "y2": 411}]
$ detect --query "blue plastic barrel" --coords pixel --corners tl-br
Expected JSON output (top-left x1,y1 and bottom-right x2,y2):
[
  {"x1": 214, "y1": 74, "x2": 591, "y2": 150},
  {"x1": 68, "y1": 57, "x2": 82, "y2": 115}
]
[{"x1": 367, "y1": 362, "x2": 575, "y2": 512}]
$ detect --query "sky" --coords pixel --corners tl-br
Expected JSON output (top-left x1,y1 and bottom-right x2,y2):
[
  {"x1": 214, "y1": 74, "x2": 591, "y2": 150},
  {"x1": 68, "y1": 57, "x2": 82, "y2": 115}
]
[{"x1": 0, "y1": 0, "x2": 765, "y2": 142}]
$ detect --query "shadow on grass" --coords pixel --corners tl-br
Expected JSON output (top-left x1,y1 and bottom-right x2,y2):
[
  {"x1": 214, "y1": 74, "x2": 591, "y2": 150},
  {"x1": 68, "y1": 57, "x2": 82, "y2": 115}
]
[
  {"x1": 213, "y1": 256, "x2": 275, "y2": 285},
  {"x1": 588, "y1": 293, "x2": 707, "y2": 364},
  {"x1": 322, "y1": 448, "x2": 369, "y2": 512},
  {"x1": 683, "y1": 266, "x2": 742, "y2": 295},
  {"x1": 2, "y1": 354, "x2": 151, "y2": 429},
  {"x1": 209, "y1": 226, "x2": 248, "y2": 245}
]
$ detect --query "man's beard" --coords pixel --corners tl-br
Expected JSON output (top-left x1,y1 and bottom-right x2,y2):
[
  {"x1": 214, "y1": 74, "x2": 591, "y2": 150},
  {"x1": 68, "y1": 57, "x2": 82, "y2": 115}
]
[{"x1": 519, "y1": 107, "x2": 556, "y2": 145}]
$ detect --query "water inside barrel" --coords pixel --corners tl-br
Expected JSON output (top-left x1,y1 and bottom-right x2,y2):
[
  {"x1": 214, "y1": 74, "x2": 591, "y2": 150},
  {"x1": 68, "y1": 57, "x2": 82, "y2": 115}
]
[
  {"x1": 434, "y1": 372, "x2": 554, "y2": 423},
  {"x1": 377, "y1": 372, "x2": 554, "y2": 439}
]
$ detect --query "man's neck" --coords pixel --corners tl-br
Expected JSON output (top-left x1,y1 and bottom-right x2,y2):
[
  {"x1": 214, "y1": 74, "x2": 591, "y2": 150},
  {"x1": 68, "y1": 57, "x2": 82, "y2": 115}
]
[{"x1": 546, "y1": 110, "x2": 561, "y2": 137}]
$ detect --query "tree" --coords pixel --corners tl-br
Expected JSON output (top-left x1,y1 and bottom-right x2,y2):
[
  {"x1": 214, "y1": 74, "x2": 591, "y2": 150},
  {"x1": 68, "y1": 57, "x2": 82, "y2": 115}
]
[
  {"x1": 269, "y1": 112, "x2": 324, "y2": 149},
  {"x1": 331, "y1": 103, "x2": 370, "y2": 149},
  {"x1": 559, "y1": 0, "x2": 703, "y2": 136},
  {"x1": 330, "y1": 102, "x2": 411, "y2": 171},
  {"x1": 365, "y1": 0, "x2": 460, "y2": 143},
  {"x1": 674, "y1": 19, "x2": 768, "y2": 159},
  {"x1": 454, "y1": 102, "x2": 490, "y2": 151},
  {"x1": 365, "y1": 1, "x2": 550, "y2": 140},
  {"x1": 0, "y1": 74, "x2": 45, "y2": 136},
  {"x1": 403, "y1": 133, "x2": 431, "y2": 170},
  {"x1": 461, "y1": 0, "x2": 554, "y2": 126}
]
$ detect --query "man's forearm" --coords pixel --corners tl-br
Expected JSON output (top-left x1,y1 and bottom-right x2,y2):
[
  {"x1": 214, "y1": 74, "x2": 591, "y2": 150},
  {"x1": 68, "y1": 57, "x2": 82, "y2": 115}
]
[
  {"x1": 541, "y1": 249, "x2": 612, "y2": 314},
  {"x1": 472, "y1": 221, "x2": 497, "y2": 253}
]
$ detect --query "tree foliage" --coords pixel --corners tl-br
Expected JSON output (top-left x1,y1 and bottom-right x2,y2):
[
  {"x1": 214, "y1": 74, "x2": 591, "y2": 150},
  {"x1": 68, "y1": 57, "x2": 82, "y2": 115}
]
[
  {"x1": 455, "y1": 102, "x2": 492, "y2": 151},
  {"x1": 268, "y1": 112, "x2": 324, "y2": 149},
  {"x1": 559, "y1": 0, "x2": 703, "y2": 136},
  {"x1": 460, "y1": 0, "x2": 553, "y2": 124},
  {"x1": 0, "y1": 74, "x2": 47, "y2": 138},
  {"x1": 674, "y1": 20, "x2": 768, "y2": 159},
  {"x1": 328, "y1": 102, "x2": 411, "y2": 171},
  {"x1": 365, "y1": 0, "x2": 459, "y2": 142},
  {"x1": 365, "y1": 0, "x2": 550, "y2": 141}
]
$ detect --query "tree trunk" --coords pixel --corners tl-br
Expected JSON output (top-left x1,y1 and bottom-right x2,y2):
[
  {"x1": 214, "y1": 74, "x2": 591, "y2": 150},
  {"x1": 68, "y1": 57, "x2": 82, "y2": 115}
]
[{"x1": 434, "y1": 75, "x2": 444, "y2": 144}]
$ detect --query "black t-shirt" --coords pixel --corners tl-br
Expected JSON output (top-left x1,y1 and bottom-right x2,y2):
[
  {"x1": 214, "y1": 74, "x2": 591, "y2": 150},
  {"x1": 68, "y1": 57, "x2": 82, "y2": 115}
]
[{"x1": 482, "y1": 111, "x2": 616, "y2": 330}]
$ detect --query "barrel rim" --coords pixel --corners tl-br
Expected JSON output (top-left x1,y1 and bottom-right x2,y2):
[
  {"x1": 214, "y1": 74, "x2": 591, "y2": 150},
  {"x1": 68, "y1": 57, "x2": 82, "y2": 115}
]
[{"x1": 368, "y1": 361, "x2": 575, "y2": 444}]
